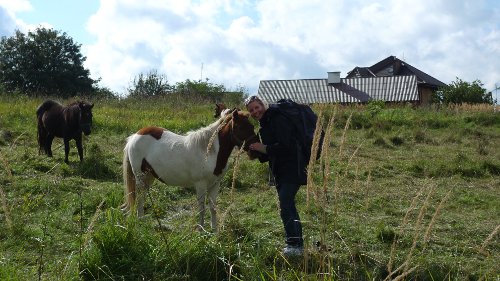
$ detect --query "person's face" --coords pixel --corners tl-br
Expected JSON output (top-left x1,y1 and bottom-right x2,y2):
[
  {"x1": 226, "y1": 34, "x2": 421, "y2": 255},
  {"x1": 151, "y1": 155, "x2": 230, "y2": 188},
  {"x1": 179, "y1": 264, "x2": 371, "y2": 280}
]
[{"x1": 246, "y1": 100, "x2": 266, "y2": 120}]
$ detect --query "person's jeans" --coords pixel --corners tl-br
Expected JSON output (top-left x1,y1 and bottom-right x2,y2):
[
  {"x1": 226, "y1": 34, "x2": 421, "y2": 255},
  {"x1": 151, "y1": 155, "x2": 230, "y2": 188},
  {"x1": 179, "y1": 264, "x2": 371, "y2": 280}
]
[{"x1": 276, "y1": 182, "x2": 303, "y2": 247}]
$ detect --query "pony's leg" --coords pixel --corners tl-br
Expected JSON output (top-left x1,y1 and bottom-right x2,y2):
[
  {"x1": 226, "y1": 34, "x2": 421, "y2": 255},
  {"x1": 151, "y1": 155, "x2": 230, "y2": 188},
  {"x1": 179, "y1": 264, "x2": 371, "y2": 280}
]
[
  {"x1": 208, "y1": 182, "x2": 221, "y2": 232},
  {"x1": 75, "y1": 135, "x2": 84, "y2": 161},
  {"x1": 45, "y1": 135, "x2": 55, "y2": 157},
  {"x1": 135, "y1": 172, "x2": 154, "y2": 218},
  {"x1": 135, "y1": 174, "x2": 146, "y2": 217},
  {"x1": 195, "y1": 185, "x2": 207, "y2": 230},
  {"x1": 63, "y1": 138, "x2": 70, "y2": 163}
]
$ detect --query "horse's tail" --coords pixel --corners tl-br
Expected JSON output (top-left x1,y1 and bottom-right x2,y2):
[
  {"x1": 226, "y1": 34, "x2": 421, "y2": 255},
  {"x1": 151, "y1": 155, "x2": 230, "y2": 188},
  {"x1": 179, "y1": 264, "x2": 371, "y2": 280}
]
[
  {"x1": 36, "y1": 100, "x2": 58, "y2": 116},
  {"x1": 122, "y1": 143, "x2": 136, "y2": 211},
  {"x1": 37, "y1": 114, "x2": 45, "y2": 153},
  {"x1": 36, "y1": 102, "x2": 53, "y2": 153}
]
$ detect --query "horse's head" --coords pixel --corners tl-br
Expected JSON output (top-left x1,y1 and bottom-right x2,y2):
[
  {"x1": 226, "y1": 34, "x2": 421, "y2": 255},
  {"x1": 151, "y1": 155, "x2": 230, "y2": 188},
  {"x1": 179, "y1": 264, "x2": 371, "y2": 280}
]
[
  {"x1": 228, "y1": 109, "x2": 260, "y2": 159},
  {"x1": 78, "y1": 102, "x2": 94, "y2": 135},
  {"x1": 214, "y1": 103, "x2": 227, "y2": 118}
]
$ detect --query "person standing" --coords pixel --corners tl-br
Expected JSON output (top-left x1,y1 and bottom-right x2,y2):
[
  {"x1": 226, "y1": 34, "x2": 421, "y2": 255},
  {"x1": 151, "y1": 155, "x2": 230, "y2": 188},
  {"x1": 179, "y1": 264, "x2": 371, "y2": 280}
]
[{"x1": 245, "y1": 95, "x2": 307, "y2": 256}]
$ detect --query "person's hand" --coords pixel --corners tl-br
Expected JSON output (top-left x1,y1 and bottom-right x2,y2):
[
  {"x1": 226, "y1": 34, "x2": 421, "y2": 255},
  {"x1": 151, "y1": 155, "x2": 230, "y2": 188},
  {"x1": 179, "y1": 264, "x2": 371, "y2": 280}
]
[{"x1": 249, "y1": 142, "x2": 267, "y2": 154}]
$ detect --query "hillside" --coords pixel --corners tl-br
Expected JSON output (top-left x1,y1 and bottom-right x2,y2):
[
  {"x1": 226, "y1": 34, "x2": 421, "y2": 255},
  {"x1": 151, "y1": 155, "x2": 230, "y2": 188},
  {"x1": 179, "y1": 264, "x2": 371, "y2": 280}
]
[{"x1": 0, "y1": 95, "x2": 499, "y2": 280}]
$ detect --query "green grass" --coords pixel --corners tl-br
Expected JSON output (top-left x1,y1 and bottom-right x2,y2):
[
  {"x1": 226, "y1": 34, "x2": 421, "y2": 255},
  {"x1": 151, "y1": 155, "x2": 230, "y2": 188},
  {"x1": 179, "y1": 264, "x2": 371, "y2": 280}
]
[{"x1": 0, "y1": 95, "x2": 499, "y2": 280}]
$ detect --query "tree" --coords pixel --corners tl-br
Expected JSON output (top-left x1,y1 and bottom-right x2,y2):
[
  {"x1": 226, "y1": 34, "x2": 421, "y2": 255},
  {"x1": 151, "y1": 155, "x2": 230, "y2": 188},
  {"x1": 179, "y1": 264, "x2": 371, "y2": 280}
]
[
  {"x1": 0, "y1": 27, "x2": 97, "y2": 97},
  {"x1": 125, "y1": 70, "x2": 246, "y2": 103},
  {"x1": 126, "y1": 70, "x2": 172, "y2": 97},
  {"x1": 433, "y1": 78, "x2": 494, "y2": 104},
  {"x1": 174, "y1": 78, "x2": 226, "y2": 102}
]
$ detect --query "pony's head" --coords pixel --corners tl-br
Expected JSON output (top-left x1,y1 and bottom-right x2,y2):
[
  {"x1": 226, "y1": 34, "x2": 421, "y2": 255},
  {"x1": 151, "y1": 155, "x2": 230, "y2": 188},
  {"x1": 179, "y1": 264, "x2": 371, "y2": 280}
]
[
  {"x1": 227, "y1": 109, "x2": 260, "y2": 159},
  {"x1": 78, "y1": 101, "x2": 94, "y2": 135},
  {"x1": 214, "y1": 103, "x2": 227, "y2": 118}
]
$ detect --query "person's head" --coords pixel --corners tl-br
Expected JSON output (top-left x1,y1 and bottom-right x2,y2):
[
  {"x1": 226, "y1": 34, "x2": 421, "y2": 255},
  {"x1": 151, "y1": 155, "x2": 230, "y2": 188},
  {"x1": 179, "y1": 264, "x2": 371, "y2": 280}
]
[{"x1": 245, "y1": 95, "x2": 268, "y2": 120}]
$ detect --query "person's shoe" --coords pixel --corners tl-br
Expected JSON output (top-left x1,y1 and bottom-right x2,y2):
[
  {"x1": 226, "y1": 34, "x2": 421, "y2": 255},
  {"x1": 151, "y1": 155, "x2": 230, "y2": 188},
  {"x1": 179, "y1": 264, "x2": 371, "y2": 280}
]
[{"x1": 282, "y1": 245, "x2": 303, "y2": 256}]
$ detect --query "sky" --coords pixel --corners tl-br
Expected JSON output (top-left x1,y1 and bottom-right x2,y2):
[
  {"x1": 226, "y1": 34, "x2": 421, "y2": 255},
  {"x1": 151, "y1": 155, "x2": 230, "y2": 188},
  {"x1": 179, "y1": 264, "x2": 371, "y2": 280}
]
[{"x1": 1, "y1": 0, "x2": 499, "y2": 100}]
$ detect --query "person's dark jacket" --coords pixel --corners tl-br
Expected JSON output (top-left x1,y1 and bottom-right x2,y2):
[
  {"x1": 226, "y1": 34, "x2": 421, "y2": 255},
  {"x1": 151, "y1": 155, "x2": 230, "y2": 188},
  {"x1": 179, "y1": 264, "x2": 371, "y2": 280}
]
[{"x1": 257, "y1": 108, "x2": 307, "y2": 185}]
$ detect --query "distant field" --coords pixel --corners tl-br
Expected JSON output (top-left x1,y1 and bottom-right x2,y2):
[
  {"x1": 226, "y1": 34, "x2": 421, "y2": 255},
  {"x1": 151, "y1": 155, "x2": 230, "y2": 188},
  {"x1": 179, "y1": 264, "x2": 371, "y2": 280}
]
[{"x1": 0, "y1": 95, "x2": 498, "y2": 280}]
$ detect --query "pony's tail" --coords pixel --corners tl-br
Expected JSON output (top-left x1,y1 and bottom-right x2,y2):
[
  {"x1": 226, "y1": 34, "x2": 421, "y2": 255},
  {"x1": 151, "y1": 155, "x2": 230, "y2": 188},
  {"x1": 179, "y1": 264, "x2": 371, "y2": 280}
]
[
  {"x1": 121, "y1": 144, "x2": 136, "y2": 212},
  {"x1": 36, "y1": 107, "x2": 48, "y2": 154}
]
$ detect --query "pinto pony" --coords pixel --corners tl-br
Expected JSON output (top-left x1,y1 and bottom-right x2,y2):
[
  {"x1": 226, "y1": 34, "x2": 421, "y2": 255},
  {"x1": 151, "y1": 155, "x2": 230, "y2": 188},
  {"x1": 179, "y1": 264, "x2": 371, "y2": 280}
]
[
  {"x1": 36, "y1": 100, "x2": 94, "y2": 163},
  {"x1": 121, "y1": 109, "x2": 259, "y2": 231}
]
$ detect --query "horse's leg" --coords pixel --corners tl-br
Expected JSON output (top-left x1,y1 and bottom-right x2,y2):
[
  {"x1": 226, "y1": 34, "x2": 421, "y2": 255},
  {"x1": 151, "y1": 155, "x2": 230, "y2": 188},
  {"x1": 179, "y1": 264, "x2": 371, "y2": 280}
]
[
  {"x1": 208, "y1": 181, "x2": 221, "y2": 232},
  {"x1": 195, "y1": 185, "x2": 207, "y2": 231},
  {"x1": 75, "y1": 135, "x2": 84, "y2": 161},
  {"x1": 45, "y1": 135, "x2": 55, "y2": 157},
  {"x1": 135, "y1": 173, "x2": 146, "y2": 217},
  {"x1": 135, "y1": 172, "x2": 154, "y2": 218},
  {"x1": 62, "y1": 137, "x2": 71, "y2": 163}
]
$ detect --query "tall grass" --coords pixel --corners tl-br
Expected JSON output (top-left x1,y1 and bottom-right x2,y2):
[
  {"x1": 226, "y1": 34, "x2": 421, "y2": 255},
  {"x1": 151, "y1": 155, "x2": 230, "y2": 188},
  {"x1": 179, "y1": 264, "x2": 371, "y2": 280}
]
[
  {"x1": 0, "y1": 149, "x2": 12, "y2": 229},
  {"x1": 0, "y1": 96, "x2": 498, "y2": 280}
]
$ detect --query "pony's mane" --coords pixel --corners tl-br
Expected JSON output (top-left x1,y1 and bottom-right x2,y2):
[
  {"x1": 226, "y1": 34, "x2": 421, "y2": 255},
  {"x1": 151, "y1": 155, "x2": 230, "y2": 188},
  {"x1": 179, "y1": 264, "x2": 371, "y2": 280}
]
[
  {"x1": 185, "y1": 116, "x2": 227, "y2": 151},
  {"x1": 67, "y1": 101, "x2": 89, "y2": 107}
]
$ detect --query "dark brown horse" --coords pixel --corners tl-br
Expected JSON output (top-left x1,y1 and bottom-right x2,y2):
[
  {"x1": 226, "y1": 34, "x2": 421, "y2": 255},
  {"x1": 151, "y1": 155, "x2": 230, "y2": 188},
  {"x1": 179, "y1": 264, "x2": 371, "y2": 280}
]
[
  {"x1": 36, "y1": 100, "x2": 94, "y2": 163},
  {"x1": 214, "y1": 103, "x2": 228, "y2": 118}
]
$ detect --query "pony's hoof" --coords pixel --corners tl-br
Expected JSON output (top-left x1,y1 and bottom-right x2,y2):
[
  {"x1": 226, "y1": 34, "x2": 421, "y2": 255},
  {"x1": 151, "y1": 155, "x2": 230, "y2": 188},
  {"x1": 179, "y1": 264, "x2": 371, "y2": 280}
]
[
  {"x1": 194, "y1": 224, "x2": 211, "y2": 234},
  {"x1": 120, "y1": 205, "x2": 130, "y2": 214},
  {"x1": 137, "y1": 213, "x2": 149, "y2": 220},
  {"x1": 154, "y1": 221, "x2": 173, "y2": 231}
]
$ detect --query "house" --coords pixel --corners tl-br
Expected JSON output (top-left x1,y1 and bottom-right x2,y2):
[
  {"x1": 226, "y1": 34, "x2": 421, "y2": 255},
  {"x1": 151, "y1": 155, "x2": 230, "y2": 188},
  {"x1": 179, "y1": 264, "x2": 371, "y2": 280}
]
[
  {"x1": 257, "y1": 56, "x2": 446, "y2": 105},
  {"x1": 346, "y1": 56, "x2": 447, "y2": 104}
]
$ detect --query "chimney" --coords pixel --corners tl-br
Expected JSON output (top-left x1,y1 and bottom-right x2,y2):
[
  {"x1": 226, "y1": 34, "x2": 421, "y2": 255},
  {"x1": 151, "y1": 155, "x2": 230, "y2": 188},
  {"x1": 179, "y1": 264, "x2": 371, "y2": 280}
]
[
  {"x1": 393, "y1": 59, "x2": 402, "y2": 75},
  {"x1": 327, "y1": 71, "x2": 340, "y2": 84}
]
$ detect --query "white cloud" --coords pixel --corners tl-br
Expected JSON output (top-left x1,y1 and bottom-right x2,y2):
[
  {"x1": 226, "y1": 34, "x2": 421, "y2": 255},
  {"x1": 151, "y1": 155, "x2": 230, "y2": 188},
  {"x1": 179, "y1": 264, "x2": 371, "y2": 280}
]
[
  {"x1": 3, "y1": 0, "x2": 500, "y2": 97},
  {"x1": 87, "y1": 1, "x2": 218, "y2": 91},
  {"x1": 0, "y1": 0, "x2": 32, "y2": 35},
  {"x1": 0, "y1": 0, "x2": 32, "y2": 13}
]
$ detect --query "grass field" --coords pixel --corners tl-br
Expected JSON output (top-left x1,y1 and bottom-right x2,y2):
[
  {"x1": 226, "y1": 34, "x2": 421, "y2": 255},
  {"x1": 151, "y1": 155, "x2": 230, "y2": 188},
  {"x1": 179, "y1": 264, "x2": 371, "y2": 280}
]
[{"x1": 0, "y1": 95, "x2": 499, "y2": 280}]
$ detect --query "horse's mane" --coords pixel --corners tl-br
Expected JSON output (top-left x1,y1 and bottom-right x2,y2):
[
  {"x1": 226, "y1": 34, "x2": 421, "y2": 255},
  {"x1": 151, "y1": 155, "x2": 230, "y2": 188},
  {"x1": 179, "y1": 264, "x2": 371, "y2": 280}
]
[
  {"x1": 67, "y1": 101, "x2": 88, "y2": 108},
  {"x1": 185, "y1": 115, "x2": 228, "y2": 151}
]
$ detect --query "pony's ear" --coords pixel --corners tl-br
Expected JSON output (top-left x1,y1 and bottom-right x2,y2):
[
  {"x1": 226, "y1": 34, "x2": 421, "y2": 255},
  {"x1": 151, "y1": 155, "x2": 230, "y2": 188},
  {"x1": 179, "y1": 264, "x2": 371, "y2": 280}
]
[
  {"x1": 232, "y1": 109, "x2": 239, "y2": 120},
  {"x1": 90, "y1": 103, "x2": 94, "y2": 109}
]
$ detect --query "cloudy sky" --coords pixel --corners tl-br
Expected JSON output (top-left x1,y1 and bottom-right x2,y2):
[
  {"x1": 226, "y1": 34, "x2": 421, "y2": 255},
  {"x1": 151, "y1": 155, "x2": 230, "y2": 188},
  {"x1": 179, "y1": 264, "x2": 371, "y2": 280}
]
[{"x1": 1, "y1": 0, "x2": 499, "y2": 99}]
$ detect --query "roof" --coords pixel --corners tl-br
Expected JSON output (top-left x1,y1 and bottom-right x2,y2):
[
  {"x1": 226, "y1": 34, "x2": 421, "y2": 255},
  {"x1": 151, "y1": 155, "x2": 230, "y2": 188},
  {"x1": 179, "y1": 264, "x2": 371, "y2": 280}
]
[
  {"x1": 257, "y1": 75, "x2": 419, "y2": 104},
  {"x1": 346, "y1": 55, "x2": 447, "y2": 88}
]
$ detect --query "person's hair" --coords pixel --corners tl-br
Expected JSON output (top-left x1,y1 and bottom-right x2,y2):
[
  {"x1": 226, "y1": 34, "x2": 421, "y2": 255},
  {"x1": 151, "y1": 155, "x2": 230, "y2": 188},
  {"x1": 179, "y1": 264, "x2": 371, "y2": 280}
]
[{"x1": 244, "y1": 95, "x2": 269, "y2": 109}]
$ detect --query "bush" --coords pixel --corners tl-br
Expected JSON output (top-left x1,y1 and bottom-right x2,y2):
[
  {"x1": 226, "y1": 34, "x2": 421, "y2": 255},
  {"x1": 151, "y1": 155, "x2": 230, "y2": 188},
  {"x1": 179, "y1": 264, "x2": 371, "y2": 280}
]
[
  {"x1": 366, "y1": 100, "x2": 385, "y2": 117},
  {"x1": 346, "y1": 110, "x2": 372, "y2": 129},
  {"x1": 127, "y1": 70, "x2": 173, "y2": 97},
  {"x1": 433, "y1": 78, "x2": 494, "y2": 105}
]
